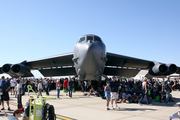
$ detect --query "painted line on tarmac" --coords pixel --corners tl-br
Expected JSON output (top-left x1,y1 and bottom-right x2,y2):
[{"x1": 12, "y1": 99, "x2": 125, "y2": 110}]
[{"x1": 8, "y1": 102, "x2": 76, "y2": 120}]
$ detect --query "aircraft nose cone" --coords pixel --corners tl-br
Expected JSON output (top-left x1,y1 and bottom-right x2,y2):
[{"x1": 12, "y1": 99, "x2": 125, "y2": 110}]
[{"x1": 87, "y1": 43, "x2": 99, "y2": 54}]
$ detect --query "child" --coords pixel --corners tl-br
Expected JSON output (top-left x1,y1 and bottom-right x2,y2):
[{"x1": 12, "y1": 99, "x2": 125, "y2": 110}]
[
  {"x1": 104, "y1": 82, "x2": 111, "y2": 110},
  {"x1": 22, "y1": 96, "x2": 34, "y2": 120},
  {"x1": 3, "y1": 109, "x2": 22, "y2": 120}
]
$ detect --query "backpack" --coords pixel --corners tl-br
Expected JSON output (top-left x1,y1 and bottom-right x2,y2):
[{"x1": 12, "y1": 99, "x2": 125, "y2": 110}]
[{"x1": 163, "y1": 81, "x2": 170, "y2": 91}]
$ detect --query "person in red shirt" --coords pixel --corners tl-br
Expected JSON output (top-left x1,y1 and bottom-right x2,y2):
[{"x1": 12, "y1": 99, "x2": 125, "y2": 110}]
[{"x1": 63, "y1": 78, "x2": 68, "y2": 96}]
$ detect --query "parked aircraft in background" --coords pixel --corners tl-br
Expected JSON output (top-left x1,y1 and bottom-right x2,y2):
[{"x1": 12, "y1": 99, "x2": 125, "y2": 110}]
[{"x1": 0, "y1": 34, "x2": 179, "y2": 80}]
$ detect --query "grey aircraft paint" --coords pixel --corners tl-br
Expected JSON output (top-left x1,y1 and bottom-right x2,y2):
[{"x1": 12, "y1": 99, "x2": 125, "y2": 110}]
[{"x1": 73, "y1": 34, "x2": 107, "y2": 80}]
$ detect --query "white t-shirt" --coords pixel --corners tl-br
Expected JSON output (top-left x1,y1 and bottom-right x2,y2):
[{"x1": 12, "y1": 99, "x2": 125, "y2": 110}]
[
  {"x1": 17, "y1": 83, "x2": 23, "y2": 95},
  {"x1": 10, "y1": 79, "x2": 16, "y2": 87},
  {"x1": 38, "y1": 83, "x2": 43, "y2": 90}
]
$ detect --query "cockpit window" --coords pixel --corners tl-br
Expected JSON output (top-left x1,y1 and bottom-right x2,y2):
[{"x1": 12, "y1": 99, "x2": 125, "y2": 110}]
[
  {"x1": 94, "y1": 36, "x2": 102, "y2": 43},
  {"x1": 87, "y1": 36, "x2": 93, "y2": 41},
  {"x1": 79, "y1": 37, "x2": 86, "y2": 43}
]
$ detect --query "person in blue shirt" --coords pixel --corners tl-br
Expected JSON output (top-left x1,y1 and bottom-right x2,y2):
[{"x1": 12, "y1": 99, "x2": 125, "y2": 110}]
[
  {"x1": 0, "y1": 76, "x2": 11, "y2": 110},
  {"x1": 104, "y1": 82, "x2": 111, "y2": 110},
  {"x1": 3, "y1": 109, "x2": 22, "y2": 120}
]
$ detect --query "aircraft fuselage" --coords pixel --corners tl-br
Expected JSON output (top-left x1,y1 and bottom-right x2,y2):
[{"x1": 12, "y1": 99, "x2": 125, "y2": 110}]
[{"x1": 73, "y1": 34, "x2": 107, "y2": 80}]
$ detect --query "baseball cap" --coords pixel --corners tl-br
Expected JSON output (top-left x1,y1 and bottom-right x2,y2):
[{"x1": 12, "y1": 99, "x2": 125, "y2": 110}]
[{"x1": 112, "y1": 76, "x2": 116, "y2": 78}]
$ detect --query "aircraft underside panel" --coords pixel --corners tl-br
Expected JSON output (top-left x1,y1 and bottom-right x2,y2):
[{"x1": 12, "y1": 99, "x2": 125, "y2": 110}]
[
  {"x1": 176, "y1": 67, "x2": 180, "y2": 74},
  {"x1": 103, "y1": 67, "x2": 140, "y2": 77},
  {"x1": 145, "y1": 73, "x2": 168, "y2": 78},
  {"x1": 106, "y1": 52, "x2": 152, "y2": 69},
  {"x1": 39, "y1": 67, "x2": 76, "y2": 77}
]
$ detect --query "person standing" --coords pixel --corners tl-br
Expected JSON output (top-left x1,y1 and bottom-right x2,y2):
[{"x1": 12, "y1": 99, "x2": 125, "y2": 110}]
[
  {"x1": 141, "y1": 77, "x2": 150, "y2": 104},
  {"x1": 63, "y1": 78, "x2": 68, "y2": 96},
  {"x1": 45, "y1": 79, "x2": 49, "y2": 95},
  {"x1": 104, "y1": 82, "x2": 111, "y2": 110},
  {"x1": 56, "y1": 79, "x2": 61, "y2": 98},
  {"x1": 110, "y1": 76, "x2": 120, "y2": 109},
  {"x1": 16, "y1": 79, "x2": 23, "y2": 109},
  {"x1": 10, "y1": 78, "x2": 16, "y2": 95},
  {"x1": 162, "y1": 77, "x2": 172, "y2": 104},
  {"x1": 38, "y1": 80, "x2": 43, "y2": 97},
  {"x1": 84, "y1": 81, "x2": 88, "y2": 92},
  {"x1": 68, "y1": 77, "x2": 74, "y2": 97},
  {"x1": 0, "y1": 76, "x2": 11, "y2": 110}
]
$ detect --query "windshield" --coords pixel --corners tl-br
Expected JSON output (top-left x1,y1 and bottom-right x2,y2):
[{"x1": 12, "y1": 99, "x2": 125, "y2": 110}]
[
  {"x1": 94, "y1": 36, "x2": 102, "y2": 43},
  {"x1": 79, "y1": 37, "x2": 86, "y2": 43}
]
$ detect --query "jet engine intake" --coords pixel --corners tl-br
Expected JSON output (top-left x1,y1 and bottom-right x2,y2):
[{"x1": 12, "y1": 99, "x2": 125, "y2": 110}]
[
  {"x1": 2, "y1": 64, "x2": 12, "y2": 73},
  {"x1": 11, "y1": 64, "x2": 32, "y2": 77},
  {"x1": 163, "y1": 64, "x2": 177, "y2": 75},
  {"x1": 149, "y1": 64, "x2": 168, "y2": 75},
  {"x1": 1, "y1": 64, "x2": 18, "y2": 77}
]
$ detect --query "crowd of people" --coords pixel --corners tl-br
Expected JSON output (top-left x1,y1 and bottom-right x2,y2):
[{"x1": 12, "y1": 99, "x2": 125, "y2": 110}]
[
  {"x1": 102, "y1": 76, "x2": 176, "y2": 110},
  {"x1": 0, "y1": 75, "x2": 178, "y2": 118}
]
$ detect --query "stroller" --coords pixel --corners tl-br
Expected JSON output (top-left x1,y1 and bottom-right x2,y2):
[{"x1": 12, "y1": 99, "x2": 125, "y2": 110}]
[{"x1": 169, "y1": 105, "x2": 180, "y2": 120}]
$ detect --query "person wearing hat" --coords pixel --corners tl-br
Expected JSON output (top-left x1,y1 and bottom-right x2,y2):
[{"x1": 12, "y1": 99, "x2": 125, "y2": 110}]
[
  {"x1": 3, "y1": 109, "x2": 22, "y2": 120},
  {"x1": 110, "y1": 76, "x2": 120, "y2": 109}
]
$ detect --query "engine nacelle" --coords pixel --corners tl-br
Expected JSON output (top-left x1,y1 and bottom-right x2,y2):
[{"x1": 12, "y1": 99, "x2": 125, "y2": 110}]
[
  {"x1": 149, "y1": 64, "x2": 168, "y2": 75},
  {"x1": 2, "y1": 64, "x2": 12, "y2": 73},
  {"x1": 1, "y1": 64, "x2": 18, "y2": 77},
  {"x1": 11, "y1": 64, "x2": 32, "y2": 77},
  {"x1": 163, "y1": 64, "x2": 177, "y2": 75}
]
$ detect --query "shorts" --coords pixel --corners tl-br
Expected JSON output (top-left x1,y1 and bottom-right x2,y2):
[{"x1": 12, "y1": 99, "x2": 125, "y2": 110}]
[
  {"x1": 1, "y1": 91, "x2": 9, "y2": 101},
  {"x1": 65, "y1": 87, "x2": 68, "y2": 92},
  {"x1": 10, "y1": 87, "x2": 15, "y2": 90},
  {"x1": 106, "y1": 96, "x2": 111, "y2": 101},
  {"x1": 111, "y1": 92, "x2": 119, "y2": 100}
]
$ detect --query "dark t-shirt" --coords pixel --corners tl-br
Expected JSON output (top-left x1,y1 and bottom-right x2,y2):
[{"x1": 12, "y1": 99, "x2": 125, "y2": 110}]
[
  {"x1": 110, "y1": 80, "x2": 119, "y2": 92},
  {"x1": 68, "y1": 81, "x2": 74, "y2": 88},
  {"x1": 1, "y1": 80, "x2": 9, "y2": 92}
]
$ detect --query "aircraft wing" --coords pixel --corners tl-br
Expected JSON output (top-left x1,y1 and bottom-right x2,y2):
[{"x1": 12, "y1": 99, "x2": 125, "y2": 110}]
[
  {"x1": 104, "y1": 52, "x2": 179, "y2": 77},
  {"x1": 1, "y1": 53, "x2": 76, "y2": 78},
  {"x1": 26, "y1": 53, "x2": 74, "y2": 69},
  {"x1": 25, "y1": 52, "x2": 76, "y2": 77}
]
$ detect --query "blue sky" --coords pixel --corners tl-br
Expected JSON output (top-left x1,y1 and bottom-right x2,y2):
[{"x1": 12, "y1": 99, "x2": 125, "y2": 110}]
[{"x1": 0, "y1": 0, "x2": 180, "y2": 78}]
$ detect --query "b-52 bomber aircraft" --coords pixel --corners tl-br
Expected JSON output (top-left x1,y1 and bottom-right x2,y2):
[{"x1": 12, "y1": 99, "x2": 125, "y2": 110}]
[{"x1": 0, "y1": 34, "x2": 180, "y2": 80}]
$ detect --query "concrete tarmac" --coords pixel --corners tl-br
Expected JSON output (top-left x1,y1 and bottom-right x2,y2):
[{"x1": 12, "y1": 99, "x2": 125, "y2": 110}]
[{"x1": 0, "y1": 90, "x2": 180, "y2": 120}]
